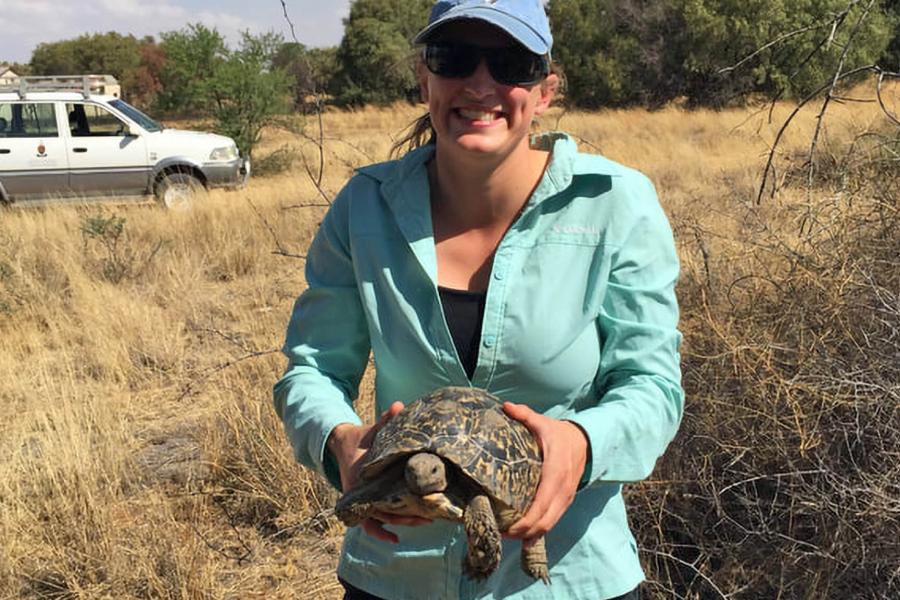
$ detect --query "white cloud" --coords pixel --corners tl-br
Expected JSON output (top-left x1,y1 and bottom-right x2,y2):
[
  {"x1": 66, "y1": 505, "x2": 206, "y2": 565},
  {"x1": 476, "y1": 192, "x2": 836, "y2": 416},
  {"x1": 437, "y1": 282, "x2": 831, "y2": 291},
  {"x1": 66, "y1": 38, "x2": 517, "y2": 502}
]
[{"x1": 0, "y1": 0, "x2": 273, "y2": 62}]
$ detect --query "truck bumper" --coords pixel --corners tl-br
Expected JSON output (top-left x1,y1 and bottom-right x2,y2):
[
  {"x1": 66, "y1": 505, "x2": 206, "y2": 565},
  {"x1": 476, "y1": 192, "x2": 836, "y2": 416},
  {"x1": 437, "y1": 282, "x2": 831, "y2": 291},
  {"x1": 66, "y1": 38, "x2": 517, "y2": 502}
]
[{"x1": 202, "y1": 157, "x2": 250, "y2": 189}]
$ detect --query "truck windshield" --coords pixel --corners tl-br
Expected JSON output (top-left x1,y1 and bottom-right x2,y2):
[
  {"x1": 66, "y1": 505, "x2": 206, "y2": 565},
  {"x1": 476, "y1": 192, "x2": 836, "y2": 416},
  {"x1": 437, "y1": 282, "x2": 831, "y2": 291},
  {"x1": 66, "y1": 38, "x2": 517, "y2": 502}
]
[{"x1": 109, "y1": 99, "x2": 163, "y2": 133}]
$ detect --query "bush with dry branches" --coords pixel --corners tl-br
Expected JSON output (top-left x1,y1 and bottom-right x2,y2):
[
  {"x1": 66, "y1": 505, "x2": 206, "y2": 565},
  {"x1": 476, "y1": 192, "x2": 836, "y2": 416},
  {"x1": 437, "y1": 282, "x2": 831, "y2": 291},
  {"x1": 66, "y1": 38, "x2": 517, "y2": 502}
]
[{"x1": 631, "y1": 108, "x2": 900, "y2": 598}]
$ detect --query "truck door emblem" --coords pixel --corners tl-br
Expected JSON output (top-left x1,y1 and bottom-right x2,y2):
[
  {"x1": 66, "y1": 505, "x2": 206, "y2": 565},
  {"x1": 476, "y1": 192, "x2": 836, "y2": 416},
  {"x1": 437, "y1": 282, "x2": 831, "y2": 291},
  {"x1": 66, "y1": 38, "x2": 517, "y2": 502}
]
[{"x1": 36, "y1": 143, "x2": 47, "y2": 157}]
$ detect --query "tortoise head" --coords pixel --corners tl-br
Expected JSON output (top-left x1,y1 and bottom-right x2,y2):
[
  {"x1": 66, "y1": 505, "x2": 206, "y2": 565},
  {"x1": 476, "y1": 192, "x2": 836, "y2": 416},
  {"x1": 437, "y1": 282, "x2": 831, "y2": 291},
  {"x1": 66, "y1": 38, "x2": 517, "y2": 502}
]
[{"x1": 405, "y1": 452, "x2": 447, "y2": 495}]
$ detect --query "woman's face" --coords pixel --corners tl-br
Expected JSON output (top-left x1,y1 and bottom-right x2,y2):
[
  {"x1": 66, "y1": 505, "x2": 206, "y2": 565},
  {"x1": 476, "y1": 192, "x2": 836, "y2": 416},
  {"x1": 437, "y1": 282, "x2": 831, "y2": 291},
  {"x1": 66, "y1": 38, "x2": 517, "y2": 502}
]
[{"x1": 418, "y1": 21, "x2": 558, "y2": 161}]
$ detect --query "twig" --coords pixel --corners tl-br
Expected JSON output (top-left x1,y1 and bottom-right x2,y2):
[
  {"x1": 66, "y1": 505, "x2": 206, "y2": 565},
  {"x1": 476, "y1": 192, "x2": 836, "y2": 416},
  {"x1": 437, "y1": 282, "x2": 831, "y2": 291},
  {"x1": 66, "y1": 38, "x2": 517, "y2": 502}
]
[
  {"x1": 279, "y1": 0, "x2": 299, "y2": 46},
  {"x1": 639, "y1": 548, "x2": 730, "y2": 599},
  {"x1": 876, "y1": 68, "x2": 900, "y2": 128},
  {"x1": 806, "y1": 1, "x2": 876, "y2": 195},
  {"x1": 245, "y1": 196, "x2": 306, "y2": 260},
  {"x1": 718, "y1": 21, "x2": 832, "y2": 75},
  {"x1": 176, "y1": 348, "x2": 280, "y2": 401},
  {"x1": 756, "y1": 64, "x2": 874, "y2": 204}
]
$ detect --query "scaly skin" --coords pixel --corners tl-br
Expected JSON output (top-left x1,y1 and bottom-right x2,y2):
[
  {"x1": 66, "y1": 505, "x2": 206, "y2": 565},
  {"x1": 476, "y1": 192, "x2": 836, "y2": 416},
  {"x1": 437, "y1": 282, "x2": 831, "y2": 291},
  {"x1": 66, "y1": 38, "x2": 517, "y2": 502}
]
[
  {"x1": 521, "y1": 536, "x2": 550, "y2": 584},
  {"x1": 463, "y1": 494, "x2": 501, "y2": 580}
]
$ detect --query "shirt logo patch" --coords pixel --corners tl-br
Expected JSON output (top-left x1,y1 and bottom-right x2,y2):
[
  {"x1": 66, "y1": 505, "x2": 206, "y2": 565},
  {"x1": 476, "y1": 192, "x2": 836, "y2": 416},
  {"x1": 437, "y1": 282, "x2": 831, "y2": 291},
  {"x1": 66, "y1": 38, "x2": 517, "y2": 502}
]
[{"x1": 552, "y1": 225, "x2": 599, "y2": 235}]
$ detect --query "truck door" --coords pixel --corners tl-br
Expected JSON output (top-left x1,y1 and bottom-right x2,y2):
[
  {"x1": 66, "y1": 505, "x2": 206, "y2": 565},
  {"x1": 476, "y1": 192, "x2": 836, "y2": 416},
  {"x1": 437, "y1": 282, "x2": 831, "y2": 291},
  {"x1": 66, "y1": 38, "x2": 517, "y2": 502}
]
[
  {"x1": 65, "y1": 102, "x2": 149, "y2": 196},
  {"x1": 0, "y1": 101, "x2": 68, "y2": 201}
]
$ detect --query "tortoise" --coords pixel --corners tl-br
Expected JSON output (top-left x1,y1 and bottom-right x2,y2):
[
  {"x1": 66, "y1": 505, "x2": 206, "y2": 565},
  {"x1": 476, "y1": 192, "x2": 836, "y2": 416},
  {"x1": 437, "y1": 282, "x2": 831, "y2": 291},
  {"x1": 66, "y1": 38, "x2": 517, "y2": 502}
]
[{"x1": 334, "y1": 386, "x2": 548, "y2": 583}]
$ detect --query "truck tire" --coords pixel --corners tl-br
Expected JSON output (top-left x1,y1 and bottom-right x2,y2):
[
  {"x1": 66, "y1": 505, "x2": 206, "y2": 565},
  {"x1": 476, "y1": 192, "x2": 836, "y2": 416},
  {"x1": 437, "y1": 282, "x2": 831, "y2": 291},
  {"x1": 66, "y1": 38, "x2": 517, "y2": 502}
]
[{"x1": 155, "y1": 172, "x2": 205, "y2": 209}]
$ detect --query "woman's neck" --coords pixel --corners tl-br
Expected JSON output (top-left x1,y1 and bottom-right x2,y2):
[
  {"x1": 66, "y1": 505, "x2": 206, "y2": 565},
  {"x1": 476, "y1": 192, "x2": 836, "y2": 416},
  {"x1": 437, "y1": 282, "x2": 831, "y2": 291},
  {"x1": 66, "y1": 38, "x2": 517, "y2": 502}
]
[{"x1": 430, "y1": 139, "x2": 550, "y2": 231}]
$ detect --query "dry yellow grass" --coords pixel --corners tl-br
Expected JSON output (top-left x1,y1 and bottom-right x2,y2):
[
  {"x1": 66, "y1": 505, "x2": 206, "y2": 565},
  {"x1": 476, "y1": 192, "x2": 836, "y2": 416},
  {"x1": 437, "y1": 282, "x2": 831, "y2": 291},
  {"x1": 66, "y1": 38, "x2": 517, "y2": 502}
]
[{"x1": 1, "y1": 81, "x2": 897, "y2": 598}]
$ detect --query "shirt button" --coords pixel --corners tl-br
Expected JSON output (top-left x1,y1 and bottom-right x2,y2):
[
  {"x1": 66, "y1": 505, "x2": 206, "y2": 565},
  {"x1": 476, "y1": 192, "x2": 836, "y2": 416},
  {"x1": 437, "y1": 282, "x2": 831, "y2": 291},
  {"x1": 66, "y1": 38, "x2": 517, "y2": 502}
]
[
  {"x1": 493, "y1": 269, "x2": 504, "y2": 281},
  {"x1": 483, "y1": 335, "x2": 495, "y2": 348}
]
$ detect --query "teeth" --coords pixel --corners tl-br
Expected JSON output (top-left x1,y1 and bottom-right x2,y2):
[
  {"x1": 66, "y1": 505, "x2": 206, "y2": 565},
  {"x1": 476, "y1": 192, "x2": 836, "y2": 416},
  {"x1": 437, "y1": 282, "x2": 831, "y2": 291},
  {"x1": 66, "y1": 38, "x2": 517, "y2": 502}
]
[{"x1": 458, "y1": 109, "x2": 498, "y2": 121}]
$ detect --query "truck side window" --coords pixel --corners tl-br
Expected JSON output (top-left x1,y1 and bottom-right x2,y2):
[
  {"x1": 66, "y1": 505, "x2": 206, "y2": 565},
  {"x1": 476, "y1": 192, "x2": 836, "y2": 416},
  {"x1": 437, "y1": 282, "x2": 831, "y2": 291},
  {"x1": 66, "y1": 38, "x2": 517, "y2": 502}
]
[
  {"x1": 66, "y1": 103, "x2": 128, "y2": 137},
  {"x1": 0, "y1": 103, "x2": 58, "y2": 138}
]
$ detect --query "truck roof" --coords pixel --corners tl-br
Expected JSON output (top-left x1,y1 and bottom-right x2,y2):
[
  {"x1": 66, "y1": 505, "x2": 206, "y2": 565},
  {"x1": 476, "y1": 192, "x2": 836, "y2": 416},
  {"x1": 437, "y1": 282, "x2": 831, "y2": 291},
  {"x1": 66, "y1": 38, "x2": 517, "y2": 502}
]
[{"x1": 0, "y1": 92, "x2": 119, "y2": 102}]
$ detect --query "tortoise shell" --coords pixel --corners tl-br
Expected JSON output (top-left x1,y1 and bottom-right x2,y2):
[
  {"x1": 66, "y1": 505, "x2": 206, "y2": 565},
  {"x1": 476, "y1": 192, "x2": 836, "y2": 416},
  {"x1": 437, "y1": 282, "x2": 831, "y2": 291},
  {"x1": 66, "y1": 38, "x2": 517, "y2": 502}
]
[{"x1": 360, "y1": 386, "x2": 542, "y2": 514}]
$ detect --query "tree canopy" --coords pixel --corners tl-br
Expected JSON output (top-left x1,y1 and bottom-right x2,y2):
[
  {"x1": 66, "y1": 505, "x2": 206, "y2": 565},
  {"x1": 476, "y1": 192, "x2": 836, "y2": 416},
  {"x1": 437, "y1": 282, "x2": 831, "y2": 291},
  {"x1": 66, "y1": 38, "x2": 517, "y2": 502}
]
[
  {"x1": 18, "y1": 0, "x2": 900, "y2": 112},
  {"x1": 548, "y1": 0, "x2": 894, "y2": 108},
  {"x1": 330, "y1": 0, "x2": 432, "y2": 106}
]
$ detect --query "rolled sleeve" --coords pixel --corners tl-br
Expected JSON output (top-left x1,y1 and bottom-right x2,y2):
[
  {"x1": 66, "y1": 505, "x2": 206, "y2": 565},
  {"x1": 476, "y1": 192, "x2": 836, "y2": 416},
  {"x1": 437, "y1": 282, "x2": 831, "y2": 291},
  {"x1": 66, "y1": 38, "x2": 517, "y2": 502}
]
[
  {"x1": 570, "y1": 174, "x2": 684, "y2": 486},
  {"x1": 273, "y1": 188, "x2": 370, "y2": 490}
]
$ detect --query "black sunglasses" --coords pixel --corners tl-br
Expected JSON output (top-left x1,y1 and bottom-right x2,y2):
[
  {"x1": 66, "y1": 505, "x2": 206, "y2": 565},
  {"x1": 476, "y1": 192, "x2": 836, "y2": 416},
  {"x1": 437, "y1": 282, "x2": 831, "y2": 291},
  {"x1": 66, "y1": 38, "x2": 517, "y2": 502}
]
[{"x1": 423, "y1": 43, "x2": 550, "y2": 87}]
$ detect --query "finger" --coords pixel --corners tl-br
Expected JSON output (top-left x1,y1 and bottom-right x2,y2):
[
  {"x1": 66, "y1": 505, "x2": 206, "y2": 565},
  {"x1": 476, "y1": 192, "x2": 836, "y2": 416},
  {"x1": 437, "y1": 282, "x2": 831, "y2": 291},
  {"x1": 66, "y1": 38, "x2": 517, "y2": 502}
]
[
  {"x1": 506, "y1": 467, "x2": 568, "y2": 538},
  {"x1": 361, "y1": 402, "x2": 406, "y2": 448},
  {"x1": 379, "y1": 401, "x2": 404, "y2": 424},
  {"x1": 361, "y1": 518, "x2": 399, "y2": 544},
  {"x1": 502, "y1": 401, "x2": 534, "y2": 423},
  {"x1": 517, "y1": 484, "x2": 575, "y2": 540}
]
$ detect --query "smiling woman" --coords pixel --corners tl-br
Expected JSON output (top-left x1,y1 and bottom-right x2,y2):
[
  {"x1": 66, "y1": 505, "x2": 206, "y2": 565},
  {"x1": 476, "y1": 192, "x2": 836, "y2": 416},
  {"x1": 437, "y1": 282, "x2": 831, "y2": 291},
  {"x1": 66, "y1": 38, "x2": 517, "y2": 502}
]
[{"x1": 273, "y1": 1, "x2": 684, "y2": 599}]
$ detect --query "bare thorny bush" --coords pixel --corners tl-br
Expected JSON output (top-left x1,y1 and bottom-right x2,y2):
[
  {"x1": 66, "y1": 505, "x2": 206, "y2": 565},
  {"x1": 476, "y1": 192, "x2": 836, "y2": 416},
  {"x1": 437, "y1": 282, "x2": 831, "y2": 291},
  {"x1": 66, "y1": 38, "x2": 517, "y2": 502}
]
[
  {"x1": 639, "y1": 137, "x2": 900, "y2": 598},
  {"x1": 632, "y1": 6, "x2": 900, "y2": 596}
]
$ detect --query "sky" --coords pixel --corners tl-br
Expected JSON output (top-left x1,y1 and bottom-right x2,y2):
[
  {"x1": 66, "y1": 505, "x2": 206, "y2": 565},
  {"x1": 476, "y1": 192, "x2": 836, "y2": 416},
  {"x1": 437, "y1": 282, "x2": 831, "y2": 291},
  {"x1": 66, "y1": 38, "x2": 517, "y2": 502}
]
[{"x1": 0, "y1": 0, "x2": 352, "y2": 64}]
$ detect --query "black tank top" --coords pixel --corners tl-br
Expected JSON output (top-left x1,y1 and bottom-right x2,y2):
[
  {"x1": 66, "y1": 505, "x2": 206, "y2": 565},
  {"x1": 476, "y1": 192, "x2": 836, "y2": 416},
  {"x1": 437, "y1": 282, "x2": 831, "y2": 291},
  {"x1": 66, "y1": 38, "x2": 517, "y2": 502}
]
[{"x1": 438, "y1": 286, "x2": 487, "y2": 380}]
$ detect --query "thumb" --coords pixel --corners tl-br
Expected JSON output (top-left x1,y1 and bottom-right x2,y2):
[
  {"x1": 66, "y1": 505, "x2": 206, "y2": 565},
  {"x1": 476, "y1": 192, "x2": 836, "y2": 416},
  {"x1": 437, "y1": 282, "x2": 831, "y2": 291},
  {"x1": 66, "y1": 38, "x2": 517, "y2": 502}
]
[
  {"x1": 379, "y1": 401, "x2": 404, "y2": 425},
  {"x1": 372, "y1": 401, "x2": 404, "y2": 434},
  {"x1": 503, "y1": 401, "x2": 537, "y2": 424}
]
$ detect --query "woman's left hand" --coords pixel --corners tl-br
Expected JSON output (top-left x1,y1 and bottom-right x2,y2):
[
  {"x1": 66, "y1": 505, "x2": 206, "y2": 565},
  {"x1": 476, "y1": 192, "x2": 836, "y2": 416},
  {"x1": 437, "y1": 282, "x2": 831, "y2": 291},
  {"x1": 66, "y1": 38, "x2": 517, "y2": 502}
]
[{"x1": 502, "y1": 402, "x2": 589, "y2": 545}]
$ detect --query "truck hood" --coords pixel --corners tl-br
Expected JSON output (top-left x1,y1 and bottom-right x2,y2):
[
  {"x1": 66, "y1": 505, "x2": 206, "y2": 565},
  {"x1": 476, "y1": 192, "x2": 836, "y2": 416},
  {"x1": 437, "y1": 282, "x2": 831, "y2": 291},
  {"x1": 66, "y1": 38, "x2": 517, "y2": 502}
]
[
  {"x1": 151, "y1": 129, "x2": 235, "y2": 147},
  {"x1": 144, "y1": 128, "x2": 238, "y2": 163}
]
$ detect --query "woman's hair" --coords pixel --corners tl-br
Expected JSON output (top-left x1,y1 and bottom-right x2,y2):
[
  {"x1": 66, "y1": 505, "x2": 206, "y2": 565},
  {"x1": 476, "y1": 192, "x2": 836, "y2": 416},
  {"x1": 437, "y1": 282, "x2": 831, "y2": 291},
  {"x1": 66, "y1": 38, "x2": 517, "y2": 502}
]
[
  {"x1": 390, "y1": 112, "x2": 436, "y2": 159},
  {"x1": 389, "y1": 60, "x2": 566, "y2": 159}
]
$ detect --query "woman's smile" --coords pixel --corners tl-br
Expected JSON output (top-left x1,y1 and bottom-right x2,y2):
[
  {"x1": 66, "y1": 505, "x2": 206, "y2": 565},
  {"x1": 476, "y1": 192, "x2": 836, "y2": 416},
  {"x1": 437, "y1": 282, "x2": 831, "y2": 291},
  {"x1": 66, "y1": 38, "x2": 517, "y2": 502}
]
[{"x1": 454, "y1": 106, "x2": 506, "y2": 126}]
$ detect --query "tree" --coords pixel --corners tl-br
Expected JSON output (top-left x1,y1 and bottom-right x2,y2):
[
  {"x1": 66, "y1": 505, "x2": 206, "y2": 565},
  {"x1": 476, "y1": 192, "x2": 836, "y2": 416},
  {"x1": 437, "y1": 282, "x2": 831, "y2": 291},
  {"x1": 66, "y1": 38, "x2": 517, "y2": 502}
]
[
  {"x1": 881, "y1": 0, "x2": 900, "y2": 69},
  {"x1": 1, "y1": 61, "x2": 31, "y2": 76},
  {"x1": 549, "y1": 0, "x2": 680, "y2": 108},
  {"x1": 156, "y1": 24, "x2": 227, "y2": 115},
  {"x1": 122, "y1": 43, "x2": 166, "y2": 109},
  {"x1": 154, "y1": 25, "x2": 290, "y2": 158},
  {"x1": 206, "y1": 32, "x2": 292, "y2": 159},
  {"x1": 273, "y1": 43, "x2": 338, "y2": 110},
  {"x1": 29, "y1": 32, "x2": 157, "y2": 103},
  {"x1": 548, "y1": 0, "x2": 894, "y2": 108},
  {"x1": 331, "y1": 0, "x2": 431, "y2": 106},
  {"x1": 674, "y1": 0, "x2": 893, "y2": 105}
]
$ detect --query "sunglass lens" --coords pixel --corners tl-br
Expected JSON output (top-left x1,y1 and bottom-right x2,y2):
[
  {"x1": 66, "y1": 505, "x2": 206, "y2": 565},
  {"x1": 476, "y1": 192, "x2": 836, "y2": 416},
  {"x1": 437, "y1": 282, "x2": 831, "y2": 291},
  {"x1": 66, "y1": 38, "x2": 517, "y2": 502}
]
[
  {"x1": 425, "y1": 44, "x2": 480, "y2": 78},
  {"x1": 425, "y1": 44, "x2": 548, "y2": 86},
  {"x1": 488, "y1": 48, "x2": 547, "y2": 86}
]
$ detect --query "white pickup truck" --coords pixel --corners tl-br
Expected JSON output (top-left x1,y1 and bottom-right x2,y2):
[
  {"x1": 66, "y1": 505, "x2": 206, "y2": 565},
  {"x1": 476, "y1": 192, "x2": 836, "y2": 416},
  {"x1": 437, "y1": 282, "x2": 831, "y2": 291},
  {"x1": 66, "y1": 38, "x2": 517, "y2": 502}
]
[{"x1": 0, "y1": 76, "x2": 249, "y2": 208}]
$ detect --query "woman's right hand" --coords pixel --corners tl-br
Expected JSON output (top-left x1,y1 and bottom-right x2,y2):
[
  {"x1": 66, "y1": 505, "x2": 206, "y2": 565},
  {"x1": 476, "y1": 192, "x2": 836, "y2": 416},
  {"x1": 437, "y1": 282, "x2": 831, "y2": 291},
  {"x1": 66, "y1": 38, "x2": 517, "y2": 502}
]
[{"x1": 328, "y1": 402, "x2": 432, "y2": 543}]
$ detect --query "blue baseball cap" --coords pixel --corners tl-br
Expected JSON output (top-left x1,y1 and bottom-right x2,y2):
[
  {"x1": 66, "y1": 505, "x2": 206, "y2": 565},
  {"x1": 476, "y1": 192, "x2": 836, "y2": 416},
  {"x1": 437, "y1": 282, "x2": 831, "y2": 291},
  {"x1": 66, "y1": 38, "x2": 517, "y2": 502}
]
[{"x1": 413, "y1": 0, "x2": 553, "y2": 56}]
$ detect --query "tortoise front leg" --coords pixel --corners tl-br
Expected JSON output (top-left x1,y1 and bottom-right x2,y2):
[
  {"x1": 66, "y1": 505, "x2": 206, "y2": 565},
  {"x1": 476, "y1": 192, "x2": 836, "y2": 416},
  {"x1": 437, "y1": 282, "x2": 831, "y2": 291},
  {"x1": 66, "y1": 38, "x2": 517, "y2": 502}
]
[
  {"x1": 462, "y1": 494, "x2": 501, "y2": 580},
  {"x1": 521, "y1": 536, "x2": 550, "y2": 584}
]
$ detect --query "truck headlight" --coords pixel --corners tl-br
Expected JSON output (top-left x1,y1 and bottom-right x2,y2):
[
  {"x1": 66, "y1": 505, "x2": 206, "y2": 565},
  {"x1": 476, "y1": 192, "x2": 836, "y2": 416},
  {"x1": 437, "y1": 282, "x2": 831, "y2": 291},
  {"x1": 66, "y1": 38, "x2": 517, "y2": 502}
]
[{"x1": 209, "y1": 146, "x2": 239, "y2": 161}]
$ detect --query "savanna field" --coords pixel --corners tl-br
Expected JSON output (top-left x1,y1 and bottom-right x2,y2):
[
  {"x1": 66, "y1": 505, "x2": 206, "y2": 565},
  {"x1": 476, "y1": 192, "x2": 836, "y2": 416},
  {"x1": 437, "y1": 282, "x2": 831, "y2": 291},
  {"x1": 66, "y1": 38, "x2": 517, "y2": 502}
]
[{"x1": 1, "y1": 86, "x2": 898, "y2": 598}]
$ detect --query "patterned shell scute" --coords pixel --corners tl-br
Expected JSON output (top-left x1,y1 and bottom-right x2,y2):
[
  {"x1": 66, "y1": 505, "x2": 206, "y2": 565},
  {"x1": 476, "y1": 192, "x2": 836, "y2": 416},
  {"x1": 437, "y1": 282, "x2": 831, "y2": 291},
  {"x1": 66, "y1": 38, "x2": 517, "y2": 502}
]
[{"x1": 360, "y1": 387, "x2": 542, "y2": 513}]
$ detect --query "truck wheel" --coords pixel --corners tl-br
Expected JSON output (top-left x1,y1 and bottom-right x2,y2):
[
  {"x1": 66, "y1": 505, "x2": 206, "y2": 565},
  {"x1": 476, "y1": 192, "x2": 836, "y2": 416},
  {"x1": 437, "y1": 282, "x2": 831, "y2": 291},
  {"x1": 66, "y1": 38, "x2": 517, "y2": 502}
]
[{"x1": 155, "y1": 172, "x2": 205, "y2": 209}]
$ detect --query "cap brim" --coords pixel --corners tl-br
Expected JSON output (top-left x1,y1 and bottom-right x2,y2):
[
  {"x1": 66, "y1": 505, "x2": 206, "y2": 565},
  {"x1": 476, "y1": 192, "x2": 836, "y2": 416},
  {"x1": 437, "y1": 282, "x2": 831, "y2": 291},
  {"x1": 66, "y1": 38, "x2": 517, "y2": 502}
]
[{"x1": 413, "y1": 7, "x2": 550, "y2": 55}]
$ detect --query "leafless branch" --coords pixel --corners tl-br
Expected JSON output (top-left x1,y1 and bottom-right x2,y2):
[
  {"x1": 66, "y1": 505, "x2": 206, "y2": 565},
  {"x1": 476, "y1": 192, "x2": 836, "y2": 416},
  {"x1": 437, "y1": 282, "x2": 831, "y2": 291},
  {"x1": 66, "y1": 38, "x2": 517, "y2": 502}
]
[
  {"x1": 718, "y1": 21, "x2": 832, "y2": 75},
  {"x1": 245, "y1": 196, "x2": 307, "y2": 259},
  {"x1": 876, "y1": 68, "x2": 900, "y2": 128},
  {"x1": 756, "y1": 64, "x2": 874, "y2": 204},
  {"x1": 806, "y1": 0, "x2": 877, "y2": 195}
]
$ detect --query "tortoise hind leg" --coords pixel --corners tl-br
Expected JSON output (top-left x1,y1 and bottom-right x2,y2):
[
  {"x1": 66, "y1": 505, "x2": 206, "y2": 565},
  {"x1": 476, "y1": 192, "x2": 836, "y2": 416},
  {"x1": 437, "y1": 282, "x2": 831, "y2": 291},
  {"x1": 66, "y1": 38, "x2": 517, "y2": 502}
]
[
  {"x1": 522, "y1": 536, "x2": 550, "y2": 584},
  {"x1": 462, "y1": 494, "x2": 501, "y2": 580}
]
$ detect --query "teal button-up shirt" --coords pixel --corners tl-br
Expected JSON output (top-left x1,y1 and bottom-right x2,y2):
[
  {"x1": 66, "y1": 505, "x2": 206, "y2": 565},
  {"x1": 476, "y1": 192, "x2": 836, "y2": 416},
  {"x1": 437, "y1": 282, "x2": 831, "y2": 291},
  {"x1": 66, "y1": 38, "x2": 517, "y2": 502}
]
[{"x1": 274, "y1": 133, "x2": 683, "y2": 599}]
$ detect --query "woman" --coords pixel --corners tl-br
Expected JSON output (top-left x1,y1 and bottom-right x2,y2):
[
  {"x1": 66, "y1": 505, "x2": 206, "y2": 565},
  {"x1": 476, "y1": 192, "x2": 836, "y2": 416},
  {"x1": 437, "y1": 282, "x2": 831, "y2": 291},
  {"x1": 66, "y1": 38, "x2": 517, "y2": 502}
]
[{"x1": 274, "y1": 1, "x2": 683, "y2": 598}]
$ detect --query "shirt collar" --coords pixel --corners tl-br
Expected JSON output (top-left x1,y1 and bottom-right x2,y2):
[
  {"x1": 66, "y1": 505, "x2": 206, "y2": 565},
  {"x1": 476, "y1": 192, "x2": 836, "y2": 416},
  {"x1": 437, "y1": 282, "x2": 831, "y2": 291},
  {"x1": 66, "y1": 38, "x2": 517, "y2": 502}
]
[{"x1": 356, "y1": 131, "x2": 615, "y2": 191}]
